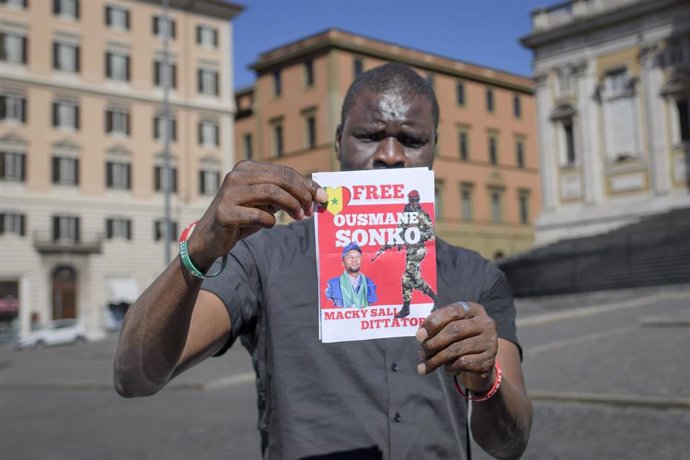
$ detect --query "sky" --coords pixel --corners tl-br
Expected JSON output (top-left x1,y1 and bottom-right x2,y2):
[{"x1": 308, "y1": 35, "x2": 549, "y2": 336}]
[{"x1": 231, "y1": 0, "x2": 552, "y2": 90}]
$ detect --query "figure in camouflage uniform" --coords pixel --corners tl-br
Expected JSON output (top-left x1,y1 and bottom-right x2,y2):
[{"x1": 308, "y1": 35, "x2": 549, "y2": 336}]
[{"x1": 395, "y1": 190, "x2": 437, "y2": 318}]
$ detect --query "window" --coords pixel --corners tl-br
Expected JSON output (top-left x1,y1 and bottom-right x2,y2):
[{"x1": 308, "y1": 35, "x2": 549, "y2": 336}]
[
  {"x1": 305, "y1": 114, "x2": 316, "y2": 149},
  {"x1": 154, "y1": 220, "x2": 178, "y2": 242},
  {"x1": 518, "y1": 191, "x2": 530, "y2": 225},
  {"x1": 353, "y1": 58, "x2": 364, "y2": 78},
  {"x1": 0, "y1": 151, "x2": 25, "y2": 181},
  {"x1": 516, "y1": 139, "x2": 525, "y2": 168},
  {"x1": 105, "y1": 51, "x2": 130, "y2": 81},
  {"x1": 564, "y1": 120, "x2": 576, "y2": 164},
  {"x1": 272, "y1": 122, "x2": 284, "y2": 157},
  {"x1": 52, "y1": 102, "x2": 79, "y2": 130},
  {"x1": 513, "y1": 94, "x2": 522, "y2": 118},
  {"x1": 154, "y1": 165, "x2": 177, "y2": 193},
  {"x1": 460, "y1": 184, "x2": 473, "y2": 221},
  {"x1": 1, "y1": 0, "x2": 28, "y2": 9},
  {"x1": 105, "y1": 108, "x2": 130, "y2": 136},
  {"x1": 52, "y1": 156, "x2": 79, "y2": 186},
  {"x1": 105, "y1": 6, "x2": 129, "y2": 30},
  {"x1": 52, "y1": 215, "x2": 80, "y2": 242},
  {"x1": 153, "y1": 61, "x2": 177, "y2": 89},
  {"x1": 458, "y1": 130, "x2": 469, "y2": 160},
  {"x1": 53, "y1": 0, "x2": 79, "y2": 19},
  {"x1": 0, "y1": 94, "x2": 26, "y2": 123},
  {"x1": 198, "y1": 120, "x2": 219, "y2": 147},
  {"x1": 304, "y1": 60, "x2": 314, "y2": 87},
  {"x1": 106, "y1": 218, "x2": 131, "y2": 240},
  {"x1": 434, "y1": 181, "x2": 444, "y2": 220},
  {"x1": 488, "y1": 135, "x2": 498, "y2": 165},
  {"x1": 677, "y1": 99, "x2": 689, "y2": 142},
  {"x1": 273, "y1": 70, "x2": 281, "y2": 97},
  {"x1": 153, "y1": 115, "x2": 177, "y2": 142},
  {"x1": 152, "y1": 16, "x2": 175, "y2": 39},
  {"x1": 196, "y1": 25, "x2": 217, "y2": 48},
  {"x1": 197, "y1": 68, "x2": 219, "y2": 96},
  {"x1": 53, "y1": 42, "x2": 80, "y2": 72},
  {"x1": 486, "y1": 88, "x2": 494, "y2": 113},
  {"x1": 0, "y1": 32, "x2": 27, "y2": 64},
  {"x1": 456, "y1": 82, "x2": 465, "y2": 106},
  {"x1": 106, "y1": 161, "x2": 131, "y2": 190},
  {"x1": 243, "y1": 133, "x2": 253, "y2": 160},
  {"x1": 199, "y1": 169, "x2": 220, "y2": 195},
  {"x1": 490, "y1": 189, "x2": 503, "y2": 223},
  {"x1": 0, "y1": 212, "x2": 25, "y2": 236}
]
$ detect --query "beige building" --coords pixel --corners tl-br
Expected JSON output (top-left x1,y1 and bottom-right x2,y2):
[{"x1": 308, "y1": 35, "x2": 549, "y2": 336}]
[
  {"x1": 521, "y1": 0, "x2": 690, "y2": 245},
  {"x1": 0, "y1": 0, "x2": 242, "y2": 341},
  {"x1": 235, "y1": 29, "x2": 541, "y2": 259}
]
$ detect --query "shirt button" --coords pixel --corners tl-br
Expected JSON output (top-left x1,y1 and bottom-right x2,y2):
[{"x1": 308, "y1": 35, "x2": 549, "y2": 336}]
[
  {"x1": 394, "y1": 412, "x2": 402, "y2": 423},
  {"x1": 391, "y1": 363, "x2": 398, "y2": 372}
]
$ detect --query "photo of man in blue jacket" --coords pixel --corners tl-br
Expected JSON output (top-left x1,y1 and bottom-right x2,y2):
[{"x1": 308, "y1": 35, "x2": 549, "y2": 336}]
[{"x1": 325, "y1": 242, "x2": 378, "y2": 308}]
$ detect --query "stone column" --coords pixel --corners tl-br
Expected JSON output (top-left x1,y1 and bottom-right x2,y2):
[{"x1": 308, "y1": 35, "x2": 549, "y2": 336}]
[{"x1": 535, "y1": 73, "x2": 558, "y2": 212}]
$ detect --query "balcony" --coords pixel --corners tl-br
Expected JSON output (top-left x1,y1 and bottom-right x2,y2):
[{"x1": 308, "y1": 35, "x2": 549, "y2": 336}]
[{"x1": 33, "y1": 231, "x2": 103, "y2": 254}]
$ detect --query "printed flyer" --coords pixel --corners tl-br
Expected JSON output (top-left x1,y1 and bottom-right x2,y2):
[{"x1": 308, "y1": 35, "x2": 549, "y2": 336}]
[{"x1": 314, "y1": 167, "x2": 437, "y2": 343}]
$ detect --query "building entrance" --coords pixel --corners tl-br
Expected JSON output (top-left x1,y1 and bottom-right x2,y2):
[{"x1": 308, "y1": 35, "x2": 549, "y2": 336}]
[{"x1": 52, "y1": 266, "x2": 77, "y2": 319}]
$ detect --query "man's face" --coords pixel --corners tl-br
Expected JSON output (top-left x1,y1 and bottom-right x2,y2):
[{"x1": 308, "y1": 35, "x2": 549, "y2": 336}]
[
  {"x1": 408, "y1": 197, "x2": 421, "y2": 210},
  {"x1": 336, "y1": 89, "x2": 437, "y2": 171},
  {"x1": 342, "y1": 250, "x2": 362, "y2": 274}
]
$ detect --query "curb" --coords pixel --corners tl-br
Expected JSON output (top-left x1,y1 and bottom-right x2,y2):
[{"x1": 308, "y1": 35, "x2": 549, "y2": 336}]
[{"x1": 530, "y1": 390, "x2": 690, "y2": 410}]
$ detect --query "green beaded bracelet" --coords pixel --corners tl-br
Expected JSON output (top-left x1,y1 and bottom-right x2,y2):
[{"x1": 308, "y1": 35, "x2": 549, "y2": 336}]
[{"x1": 178, "y1": 221, "x2": 227, "y2": 279}]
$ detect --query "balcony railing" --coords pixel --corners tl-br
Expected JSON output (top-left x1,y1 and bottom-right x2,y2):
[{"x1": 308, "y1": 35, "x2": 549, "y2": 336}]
[
  {"x1": 531, "y1": 0, "x2": 643, "y2": 32},
  {"x1": 33, "y1": 231, "x2": 103, "y2": 254}
]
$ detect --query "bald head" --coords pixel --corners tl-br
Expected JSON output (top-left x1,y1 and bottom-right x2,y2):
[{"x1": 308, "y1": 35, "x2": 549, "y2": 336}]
[{"x1": 341, "y1": 62, "x2": 440, "y2": 129}]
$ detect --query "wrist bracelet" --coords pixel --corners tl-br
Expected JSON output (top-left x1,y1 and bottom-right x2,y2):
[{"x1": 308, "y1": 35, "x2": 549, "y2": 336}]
[
  {"x1": 178, "y1": 221, "x2": 227, "y2": 279},
  {"x1": 453, "y1": 360, "x2": 503, "y2": 402}
]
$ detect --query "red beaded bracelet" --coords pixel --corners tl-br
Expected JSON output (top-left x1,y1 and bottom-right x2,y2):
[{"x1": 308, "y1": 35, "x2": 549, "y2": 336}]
[{"x1": 453, "y1": 361, "x2": 503, "y2": 402}]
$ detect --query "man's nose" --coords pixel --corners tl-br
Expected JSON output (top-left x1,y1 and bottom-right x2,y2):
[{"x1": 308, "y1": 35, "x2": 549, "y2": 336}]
[{"x1": 373, "y1": 137, "x2": 406, "y2": 168}]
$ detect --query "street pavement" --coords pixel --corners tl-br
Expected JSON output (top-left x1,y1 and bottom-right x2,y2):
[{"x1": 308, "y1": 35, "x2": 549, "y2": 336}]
[{"x1": 1, "y1": 284, "x2": 689, "y2": 459}]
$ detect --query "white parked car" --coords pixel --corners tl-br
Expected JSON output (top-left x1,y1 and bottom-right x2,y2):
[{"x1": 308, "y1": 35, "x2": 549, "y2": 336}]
[{"x1": 16, "y1": 319, "x2": 88, "y2": 349}]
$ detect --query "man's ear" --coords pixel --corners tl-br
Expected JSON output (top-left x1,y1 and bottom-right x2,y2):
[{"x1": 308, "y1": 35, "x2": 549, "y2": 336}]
[{"x1": 335, "y1": 124, "x2": 342, "y2": 161}]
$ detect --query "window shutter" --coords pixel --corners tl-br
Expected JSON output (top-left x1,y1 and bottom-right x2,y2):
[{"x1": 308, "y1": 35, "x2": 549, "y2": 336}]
[
  {"x1": 0, "y1": 34, "x2": 5, "y2": 61},
  {"x1": 74, "y1": 0, "x2": 80, "y2": 19},
  {"x1": 171, "y1": 64, "x2": 177, "y2": 89},
  {"x1": 152, "y1": 17, "x2": 158, "y2": 35},
  {"x1": 125, "y1": 11, "x2": 130, "y2": 29},
  {"x1": 74, "y1": 105, "x2": 80, "y2": 129},
  {"x1": 106, "y1": 162, "x2": 113, "y2": 187},
  {"x1": 0, "y1": 214, "x2": 4, "y2": 235},
  {"x1": 214, "y1": 172, "x2": 220, "y2": 192},
  {"x1": 154, "y1": 61, "x2": 160, "y2": 86},
  {"x1": 171, "y1": 20, "x2": 176, "y2": 39},
  {"x1": 75, "y1": 45, "x2": 80, "y2": 72},
  {"x1": 214, "y1": 73, "x2": 219, "y2": 96},
  {"x1": 153, "y1": 116, "x2": 159, "y2": 139},
  {"x1": 74, "y1": 216, "x2": 80, "y2": 242},
  {"x1": 126, "y1": 112, "x2": 131, "y2": 135},
  {"x1": 125, "y1": 163, "x2": 131, "y2": 189},
  {"x1": 20, "y1": 153, "x2": 25, "y2": 181},
  {"x1": 52, "y1": 102, "x2": 58, "y2": 127},
  {"x1": 214, "y1": 125, "x2": 220, "y2": 146},
  {"x1": 53, "y1": 0, "x2": 60, "y2": 15},
  {"x1": 213, "y1": 30, "x2": 218, "y2": 47},
  {"x1": 53, "y1": 42, "x2": 59, "y2": 69},
  {"x1": 172, "y1": 167, "x2": 177, "y2": 193},
  {"x1": 154, "y1": 166, "x2": 160, "y2": 191},
  {"x1": 52, "y1": 157, "x2": 60, "y2": 183},
  {"x1": 52, "y1": 216, "x2": 59, "y2": 241},
  {"x1": 197, "y1": 122, "x2": 202, "y2": 145},
  {"x1": 20, "y1": 214, "x2": 26, "y2": 236},
  {"x1": 125, "y1": 56, "x2": 130, "y2": 81},
  {"x1": 126, "y1": 219, "x2": 131, "y2": 240},
  {"x1": 105, "y1": 52, "x2": 111, "y2": 78},
  {"x1": 199, "y1": 170, "x2": 204, "y2": 194},
  {"x1": 196, "y1": 25, "x2": 201, "y2": 44},
  {"x1": 21, "y1": 37, "x2": 27, "y2": 64},
  {"x1": 171, "y1": 118, "x2": 177, "y2": 141},
  {"x1": 105, "y1": 110, "x2": 112, "y2": 133},
  {"x1": 21, "y1": 97, "x2": 26, "y2": 122},
  {"x1": 74, "y1": 158, "x2": 79, "y2": 185},
  {"x1": 106, "y1": 218, "x2": 113, "y2": 238},
  {"x1": 0, "y1": 96, "x2": 6, "y2": 120},
  {"x1": 105, "y1": 6, "x2": 111, "y2": 25},
  {"x1": 197, "y1": 69, "x2": 202, "y2": 93},
  {"x1": 0, "y1": 152, "x2": 5, "y2": 178}
]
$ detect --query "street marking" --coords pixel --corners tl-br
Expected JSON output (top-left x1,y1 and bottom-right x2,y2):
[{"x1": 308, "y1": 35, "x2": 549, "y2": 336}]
[
  {"x1": 202, "y1": 372, "x2": 255, "y2": 391},
  {"x1": 517, "y1": 291, "x2": 690, "y2": 328},
  {"x1": 524, "y1": 326, "x2": 635, "y2": 356},
  {"x1": 530, "y1": 390, "x2": 690, "y2": 410}
]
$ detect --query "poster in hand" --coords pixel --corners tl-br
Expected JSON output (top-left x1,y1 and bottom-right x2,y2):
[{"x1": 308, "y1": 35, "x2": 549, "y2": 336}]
[{"x1": 314, "y1": 167, "x2": 437, "y2": 343}]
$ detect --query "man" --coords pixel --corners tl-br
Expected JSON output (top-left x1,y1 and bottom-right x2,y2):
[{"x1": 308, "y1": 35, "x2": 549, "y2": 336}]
[
  {"x1": 395, "y1": 189, "x2": 437, "y2": 318},
  {"x1": 114, "y1": 62, "x2": 532, "y2": 459},
  {"x1": 325, "y1": 242, "x2": 378, "y2": 308}
]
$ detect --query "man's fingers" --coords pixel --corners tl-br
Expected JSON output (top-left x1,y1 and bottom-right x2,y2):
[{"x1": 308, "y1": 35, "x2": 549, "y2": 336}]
[
  {"x1": 419, "y1": 320, "x2": 481, "y2": 357},
  {"x1": 416, "y1": 301, "x2": 475, "y2": 342},
  {"x1": 417, "y1": 341, "x2": 488, "y2": 376},
  {"x1": 240, "y1": 184, "x2": 306, "y2": 221}
]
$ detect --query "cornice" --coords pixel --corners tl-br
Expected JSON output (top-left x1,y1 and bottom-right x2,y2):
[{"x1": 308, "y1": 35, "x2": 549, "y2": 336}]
[{"x1": 134, "y1": 0, "x2": 244, "y2": 20}]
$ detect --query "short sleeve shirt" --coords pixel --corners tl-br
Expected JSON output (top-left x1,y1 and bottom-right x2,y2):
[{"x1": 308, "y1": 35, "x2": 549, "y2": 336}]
[{"x1": 202, "y1": 219, "x2": 519, "y2": 460}]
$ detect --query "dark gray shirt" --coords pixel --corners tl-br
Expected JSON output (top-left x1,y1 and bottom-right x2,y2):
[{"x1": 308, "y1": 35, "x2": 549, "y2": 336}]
[{"x1": 202, "y1": 219, "x2": 519, "y2": 460}]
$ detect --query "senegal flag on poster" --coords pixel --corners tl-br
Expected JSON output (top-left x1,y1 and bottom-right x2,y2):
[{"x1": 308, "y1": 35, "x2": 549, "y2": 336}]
[{"x1": 313, "y1": 168, "x2": 437, "y2": 343}]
